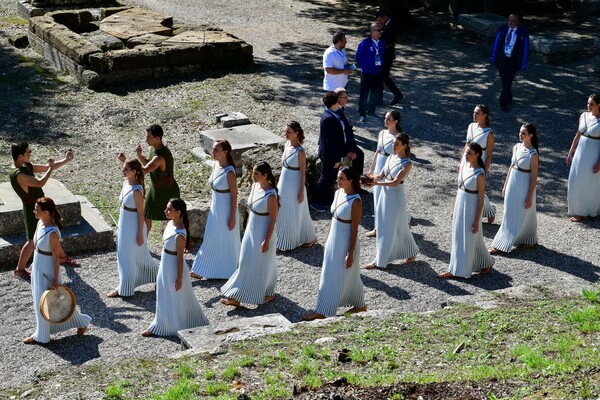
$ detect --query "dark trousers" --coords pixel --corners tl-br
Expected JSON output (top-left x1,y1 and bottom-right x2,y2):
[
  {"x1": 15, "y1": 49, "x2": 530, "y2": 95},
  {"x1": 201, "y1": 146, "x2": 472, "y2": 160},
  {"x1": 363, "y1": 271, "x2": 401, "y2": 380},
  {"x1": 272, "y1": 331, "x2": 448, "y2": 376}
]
[
  {"x1": 358, "y1": 72, "x2": 383, "y2": 117},
  {"x1": 382, "y1": 57, "x2": 402, "y2": 98},
  {"x1": 312, "y1": 160, "x2": 338, "y2": 206},
  {"x1": 496, "y1": 56, "x2": 519, "y2": 106},
  {"x1": 347, "y1": 146, "x2": 365, "y2": 175}
]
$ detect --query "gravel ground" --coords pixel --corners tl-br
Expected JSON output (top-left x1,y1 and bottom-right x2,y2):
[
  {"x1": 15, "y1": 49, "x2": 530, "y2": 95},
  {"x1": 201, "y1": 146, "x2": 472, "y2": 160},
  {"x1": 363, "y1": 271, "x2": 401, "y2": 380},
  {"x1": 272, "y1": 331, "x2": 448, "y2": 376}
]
[{"x1": 1, "y1": 0, "x2": 600, "y2": 390}]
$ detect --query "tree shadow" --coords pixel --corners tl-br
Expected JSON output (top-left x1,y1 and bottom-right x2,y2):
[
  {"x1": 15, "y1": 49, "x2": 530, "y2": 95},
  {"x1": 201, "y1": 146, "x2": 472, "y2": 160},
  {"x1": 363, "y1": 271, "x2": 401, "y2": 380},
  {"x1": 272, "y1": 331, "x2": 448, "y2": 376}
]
[
  {"x1": 465, "y1": 268, "x2": 514, "y2": 291},
  {"x1": 277, "y1": 244, "x2": 324, "y2": 268},
  {"x1": 360, "y1": 273, "x2": 411, "y2": 301},
  {"x1": 412, "y1": 233, "x2": 451, "y2": 265}
]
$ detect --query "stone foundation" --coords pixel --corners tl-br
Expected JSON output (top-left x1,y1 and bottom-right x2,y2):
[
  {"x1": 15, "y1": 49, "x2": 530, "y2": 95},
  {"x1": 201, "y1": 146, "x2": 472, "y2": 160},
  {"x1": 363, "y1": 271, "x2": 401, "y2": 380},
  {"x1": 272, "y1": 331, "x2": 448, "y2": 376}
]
[{"x1": 27, "y1": 7, "x2": 254, "y2": 88}]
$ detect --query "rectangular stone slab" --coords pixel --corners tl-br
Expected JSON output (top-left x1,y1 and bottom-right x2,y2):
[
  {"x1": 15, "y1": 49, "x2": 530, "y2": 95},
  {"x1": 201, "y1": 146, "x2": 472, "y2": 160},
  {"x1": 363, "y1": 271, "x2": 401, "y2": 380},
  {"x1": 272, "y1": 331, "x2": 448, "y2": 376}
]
[
  {"x1": 197, "y1": 124, "x2": 283, "y2": 166},
  {"x1": 178, "y1": 313, "x2": 292, "y2": 350},
  {"x1": 0, "y1": 178, "x2": 81, "y2": 236},
  {"x1": 458, "y1": 13, "x2": 506, "y2": 38}
]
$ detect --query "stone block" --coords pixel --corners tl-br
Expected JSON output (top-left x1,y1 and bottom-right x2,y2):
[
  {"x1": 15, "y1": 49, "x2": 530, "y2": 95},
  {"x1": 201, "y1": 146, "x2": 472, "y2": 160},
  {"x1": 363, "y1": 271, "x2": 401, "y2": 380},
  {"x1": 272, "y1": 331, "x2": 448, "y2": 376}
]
[
  {"x1": 47, "y1": 10, "x2": 94, "y2": 32},
  {"x1": 217, "y1": 112, "x2": 251, "y2": 128},
  {"x1": 178, "y1": 313, "x2": 292, "y2": 350},
  {"x1": 81, "y1": 30, "x2": 124, "y2": 51},
  {"x1": 458, "y1": 13, "x2": 506, "y2": 38},
  {"x1": 198, "y1": 124, "x2": 284, "y2": 168},
  {"x1": 9, "y1": 33, "x2": 29, "y2": 48},
  {"x1": 105, "y1": 46, "x2": 170, "y2": 71},
  {"x1": 45, "y1": 24, "x2": 102, "y2": 64},
  {"x1": 164, "y1": 44, "x2": 209, "y2": 67},
  {"x1": 29, "y1": 15, "x2": 57, "y2": 41},
  {"x1": 529, "y1": 34, "x2": 596, "y2": 64},
  {"x1": 185, "y1": 199, "x2": 211, "y2": 240},
  {"x1": 101, "y1": 6, "x2": 132, "y2": 19},
  {"x1": 99, "y1": 8, "x2": 173, "y2": 40},
  {"x1": 0, "y1": 195, "x2": 114, "y2": 266},
  {"x1": 126, "y1": 33, "x2": 168, "y2": 48},
  {"x1": 0, "y1": 179, "x2": 81, "y2": 236}
]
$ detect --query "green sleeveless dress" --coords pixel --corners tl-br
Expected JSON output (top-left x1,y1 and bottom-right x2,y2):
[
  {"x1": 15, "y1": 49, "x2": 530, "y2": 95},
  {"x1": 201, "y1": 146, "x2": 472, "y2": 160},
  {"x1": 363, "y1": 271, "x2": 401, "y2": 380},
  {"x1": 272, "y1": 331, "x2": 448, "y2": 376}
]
[
  {"x1": 144, "y1": 146, "x2": 180, "y2": 220},
  {"x1": 10, "y1": 162, "x2": 45, "y2": 240}
]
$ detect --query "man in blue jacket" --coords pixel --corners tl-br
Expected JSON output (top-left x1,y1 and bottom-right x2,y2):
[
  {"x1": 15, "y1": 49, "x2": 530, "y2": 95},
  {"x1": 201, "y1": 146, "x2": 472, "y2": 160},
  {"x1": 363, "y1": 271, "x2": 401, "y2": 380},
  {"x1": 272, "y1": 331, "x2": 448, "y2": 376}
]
[
  {"x1": 490, "y1": 14, "x2": 529, "y2": 112},
  {"x1": 356, "y1": 23, "x2": 385, "y2": 122},
  {"x1": 310, "y1": 91, "x2": 346, "y2": 212}
]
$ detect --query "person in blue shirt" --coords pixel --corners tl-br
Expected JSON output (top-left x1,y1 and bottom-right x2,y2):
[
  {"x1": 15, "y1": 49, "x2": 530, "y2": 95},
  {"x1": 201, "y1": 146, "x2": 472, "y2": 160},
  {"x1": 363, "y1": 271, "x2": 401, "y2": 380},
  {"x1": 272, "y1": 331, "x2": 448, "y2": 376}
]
[
  {"x1": 356, "y1": 23, "x2": 386, "y2": 122},
  {"x1": 490, "y1": 14, "x2": 529, "y2": 112}
]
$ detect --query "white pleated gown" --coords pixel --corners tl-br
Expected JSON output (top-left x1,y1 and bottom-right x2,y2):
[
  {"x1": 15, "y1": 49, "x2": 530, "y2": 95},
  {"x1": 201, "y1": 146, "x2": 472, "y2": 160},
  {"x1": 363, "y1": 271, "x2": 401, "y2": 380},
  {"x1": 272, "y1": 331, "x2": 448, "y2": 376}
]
[
  {"x1": 568, "y1": 112, "x2": 600, "y2": 217},
  {"x1": 147, "y1": 223, "x2": 208, "y2": 336},
  {"x1": 276, "y1": 143, "x2": 317, "y2": 250},
  {"x1": 447, "y1": 165, "x2": 495, "y2": 278},
  {"x1": 464, "y1": 123, "x2": 495, "y2": 219},
  {"x1": 373, "y1": 156, "x2": 418, "y2": 267},
  {"x1": 29, "y1": 222, "x2": 91, "y2": 343},
  {"x1": 115, "y1": 182, "x2": 158, "y2": 296},
  {"x1": 221, "y1": 184, "x2": 278, "y2": 305},
  {"x1": 315, "y1": 190, "x2": 365, "y2": 317},
  {"x1": 191, "y1": 164, "x2": 240, "y2": 279},
  {"x1": 491, "y1": 144, "x2": 538, "y2": 252},
  {"x1": 372, "y1": 130, "x2": 395, "y2": 227}
]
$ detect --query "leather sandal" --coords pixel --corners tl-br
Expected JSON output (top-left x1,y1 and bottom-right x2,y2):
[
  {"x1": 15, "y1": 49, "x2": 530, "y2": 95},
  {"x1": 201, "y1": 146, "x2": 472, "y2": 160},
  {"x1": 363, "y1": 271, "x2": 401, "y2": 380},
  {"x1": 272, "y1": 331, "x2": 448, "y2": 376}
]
[
  {"x1": 302, "y1": 312, "x2": 326, "y2": 321},
  {"x1": 569, "y1": 216, "x2": 585, "y2": 222},
  {"x1": 189, "y1": 272, "x2": 203, "y2": 280},
  {"x1": 23, "y1": 337, "x2": 37, "y2": 345},
  {"x1": 220, "y1": 298, "x2": 241, "y2": 307},
  {"x1": 76, "y1": 327, "x2": 88, "y2": 336},
  {"x1": 487, "y1": 216, "x2": 495, "y2": 224},
  {"x1": 300, "y1": 239, "x2": 318, "y2": 248},
  {"x1": 264, "y1": 295, "x2": 276, "y2": 304},
  {"x1": 106, "y1": 290, "x2": 119, "y2": 298},
  {"x1": 141, "y1": 330, "x2": 155, "y2": 337},
  {"x1": 60, "y1": 255, "x2": 80, "y2": 267},
  {"x1": 347, "y1": 306, "x2": 367, "y2": 314},
  {"x1": 364, "y1": 263, "x2": 377, "y2": 270},
  {"x1": 405, "y1": 256, "x2": 416, "y2": 264},
  {"x1": 479, "y1": 267, "x2": 493, "y2": 275},
  {"x1": 488, "y1": 247, "x2": 503, "y2": 255},
  {"x1": 438, "y1": 272, "x2": 454, "y2": 279}
]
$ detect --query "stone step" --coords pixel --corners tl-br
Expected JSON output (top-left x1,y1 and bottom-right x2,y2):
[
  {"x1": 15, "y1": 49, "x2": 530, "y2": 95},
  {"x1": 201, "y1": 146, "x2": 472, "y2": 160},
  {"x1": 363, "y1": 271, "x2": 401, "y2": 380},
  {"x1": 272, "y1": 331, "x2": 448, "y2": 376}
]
[
  {"x1": 458, "y1": 13, "x2": 506, "y2": 38},
  {"x1": 178, "y1": 313, "x2": 292, "y2": 351},
  {"x1": 193, "y1": 123, "x2": 283, "y2": 168},
  {"x1": 0, "y1": 178, "x2": 81, "y2": 236},
  {"x1": 0, "y1": 195, "x2": 114, "y2": 267}
]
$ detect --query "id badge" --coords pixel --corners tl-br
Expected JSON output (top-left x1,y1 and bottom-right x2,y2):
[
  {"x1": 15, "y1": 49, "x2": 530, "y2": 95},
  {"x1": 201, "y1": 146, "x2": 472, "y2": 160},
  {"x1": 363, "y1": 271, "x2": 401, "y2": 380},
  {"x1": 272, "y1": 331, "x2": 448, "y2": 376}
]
[{"x1": 374, "y1": 54, "x2": 382, "y2": 66}]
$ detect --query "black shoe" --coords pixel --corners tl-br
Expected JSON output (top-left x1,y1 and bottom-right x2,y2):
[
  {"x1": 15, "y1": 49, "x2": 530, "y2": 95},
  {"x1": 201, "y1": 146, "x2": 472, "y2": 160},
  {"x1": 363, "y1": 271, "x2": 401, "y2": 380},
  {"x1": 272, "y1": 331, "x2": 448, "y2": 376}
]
[{"x1": 389, "y1": 93, "x2": 403, "y2": 106}]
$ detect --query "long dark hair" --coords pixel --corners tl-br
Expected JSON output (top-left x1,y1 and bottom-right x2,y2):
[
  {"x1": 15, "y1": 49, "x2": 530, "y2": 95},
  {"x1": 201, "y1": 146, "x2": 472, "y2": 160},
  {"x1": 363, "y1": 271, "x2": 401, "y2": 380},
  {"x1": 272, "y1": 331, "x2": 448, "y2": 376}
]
[
  {"x1": 215, "y1": 139, "x2": 235, "y2": 168},
  {"x1": 475, "y1": 104, "x2": 490, "y2": 126},
  {"x1": 387, "y1": 110, "x2": 402, "y2": 132},
  {"x1": 522, "y1": 123, "x2": 539, "y2": 152},
  {"x1": 589, "y1": 93, "x2": 600, "y2": 104},
  {"x1": 395, "y1": 132, "x2": 411, "y2": 157},
  {"x1": 37, "y1": 197, "x2": 63, "y2": 230},
  {"x1": 255, "y1": 161, "x2": 280, "y2": 206},
  {"x1": 287, "y1": 121, "x2": 305, "y2": 144},
  {"x1": 126, "y1": 158, "x2": 145, "y2": 193},
  {"x1": 339, "y1": 166, "x2": 361, "y2": 194},
  {"x1": 168, "y1": 198, "x2": 190, "y2": 247},
  {"x1": 467, "y1": 142, "x2": 486, "y2": 171}
]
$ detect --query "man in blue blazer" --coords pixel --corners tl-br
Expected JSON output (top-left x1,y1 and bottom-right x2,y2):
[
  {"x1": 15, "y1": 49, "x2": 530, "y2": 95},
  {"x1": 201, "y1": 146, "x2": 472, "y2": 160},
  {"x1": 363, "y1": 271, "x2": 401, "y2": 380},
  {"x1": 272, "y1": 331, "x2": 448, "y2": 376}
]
[
  {"x1": 310, "y1": 91, "x2": 347, "y2": 212},
  {"x1": 490, "y1": 14, "x2": 529, "y2": 112}
]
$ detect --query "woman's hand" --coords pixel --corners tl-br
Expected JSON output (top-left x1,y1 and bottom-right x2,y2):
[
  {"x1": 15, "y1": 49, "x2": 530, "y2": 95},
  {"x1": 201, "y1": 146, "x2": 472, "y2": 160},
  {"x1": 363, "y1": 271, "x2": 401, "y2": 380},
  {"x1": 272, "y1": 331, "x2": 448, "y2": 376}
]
[
  {"x1": 137, "y1": 231, "x2": 144, "y2": 246},
  {"x1": 524, "y1": 197, "x2": 533, "y2": 209},
  {"x1": 260, "y1": 240, "x2": 269, "y2": 253},
  {"x1": 593, "y1": 160, "x2": 600, "y2": 174},
  {"x1": 228, "y1": 215, "x2": 236, "y2": 230},
  {"x1": 174, "y1": 278, "x2": 182, "y2": 292},
  {"x1": 471, "y1": 221, "x2": 479, "y2": 234},
  {"x1": 566, "y1": 152, "x2": 573, "y2": 166},
  {"x1": 50, "y1": 279, "x2": 59, "y2": 290},
  {"x1": 297, "y1": 190, "x2": 304, "y2": 204},
  {"x1": 344, "y1": 252, "x2": 354, "y2": 269}
]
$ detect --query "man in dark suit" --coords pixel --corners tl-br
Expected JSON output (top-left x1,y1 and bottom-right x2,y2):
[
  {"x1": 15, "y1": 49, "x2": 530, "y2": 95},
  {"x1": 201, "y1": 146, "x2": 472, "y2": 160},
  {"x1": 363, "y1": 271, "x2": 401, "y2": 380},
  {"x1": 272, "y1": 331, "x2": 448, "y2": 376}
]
[
  {"x1": 334, "y1": 88, "x2": 365, "y2": 176},
  {"x1": 310, "y1": 91, "x2": 346, "y2": 212},
  {"x1": 490, "y1": 14, "x2": 529, "y2": 112},
  {"x1": 376, "y1": 9, "x2": 403, "y2": 105}
]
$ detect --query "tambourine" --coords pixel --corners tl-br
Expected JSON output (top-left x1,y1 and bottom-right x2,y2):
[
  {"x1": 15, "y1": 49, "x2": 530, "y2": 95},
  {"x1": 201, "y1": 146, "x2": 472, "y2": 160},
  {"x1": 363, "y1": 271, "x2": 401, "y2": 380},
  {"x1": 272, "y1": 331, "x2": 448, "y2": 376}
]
[{"x1": 39, "y1": 286, "x2": 76, "y2": 324}]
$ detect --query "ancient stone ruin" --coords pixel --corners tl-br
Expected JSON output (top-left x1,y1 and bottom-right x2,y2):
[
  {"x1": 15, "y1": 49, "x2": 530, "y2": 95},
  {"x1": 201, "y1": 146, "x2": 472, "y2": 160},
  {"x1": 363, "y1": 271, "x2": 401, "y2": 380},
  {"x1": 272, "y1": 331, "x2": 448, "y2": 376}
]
[{"x1": 23, "y1": 2, "x2": 254, "y2": 88}]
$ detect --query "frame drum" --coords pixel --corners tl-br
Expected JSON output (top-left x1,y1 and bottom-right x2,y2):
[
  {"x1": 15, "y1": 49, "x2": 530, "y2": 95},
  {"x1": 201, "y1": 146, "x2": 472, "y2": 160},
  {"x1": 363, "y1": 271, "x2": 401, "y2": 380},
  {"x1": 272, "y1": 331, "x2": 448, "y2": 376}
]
[{"x1": 39, "y1": 286, "x2": 76, "y2": 324}]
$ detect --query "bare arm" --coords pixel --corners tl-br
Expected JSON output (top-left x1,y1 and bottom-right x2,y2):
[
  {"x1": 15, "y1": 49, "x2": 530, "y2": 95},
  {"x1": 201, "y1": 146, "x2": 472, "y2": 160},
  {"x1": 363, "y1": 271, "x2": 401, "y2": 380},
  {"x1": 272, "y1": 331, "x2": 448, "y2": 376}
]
[
  {"x1": 345, "y1": 198, "x2": 362, "y2": 268},
  {"x1": 174, "y1": 234, "x2": 185, "y2": 292},
  {"x1": 51, "y1": 150, "x2": 74, "y2": 170},
  {"x1": 226, "y1": 170, "x2": 238, "y2": 230},
  {"x1": 17, "y1": 158, "x2": 55, "y2": 189},
  {"x1": 260, "y1": 194, "x2": 278, "y2": 253},
  {"x1": 49, "y1": 231, "x2": 61, "y2": 289},
  {"x1": 373, "y1": 162, "x2": 412, "y2": 187},
  {"x1": 135, "y1": 143, "x2": 150, "y2": 166},
  {"x1": 566, "y1": 131, "x2": 581, "y2": 166},
  {"x1": 298, "y1": 150, "x2": 307, "y2": 204},
  {"x1": 525, "y1": 153, "x2": 538, "y2": 209},
  {"x1": 141, "y1": 155, "x2": 164, "y2": 175},
  {"x1": 133, "y1": 189, "x2": 145, "y2": 246},
  {"x1": 472, "y1": 174, "x2": 485, "y2": 233},
  {"x1": 485, "y1": 132, "x2": 495, "y2": 173}
]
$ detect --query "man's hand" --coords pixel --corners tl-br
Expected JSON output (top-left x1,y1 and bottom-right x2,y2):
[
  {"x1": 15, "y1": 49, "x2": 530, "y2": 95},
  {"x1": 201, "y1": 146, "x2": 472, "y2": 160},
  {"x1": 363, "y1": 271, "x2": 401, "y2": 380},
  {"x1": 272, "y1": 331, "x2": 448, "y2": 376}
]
[{"x1": 347, "y1": 152, "x2": 357, "y2": 160}]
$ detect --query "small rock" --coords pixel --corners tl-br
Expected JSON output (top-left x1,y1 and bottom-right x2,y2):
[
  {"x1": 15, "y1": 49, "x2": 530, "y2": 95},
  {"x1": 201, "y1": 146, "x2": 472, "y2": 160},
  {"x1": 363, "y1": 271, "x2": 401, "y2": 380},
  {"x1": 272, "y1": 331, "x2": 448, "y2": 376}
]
[
  {"x1": 314, "y1": 336, "x2": 337, "y2": 345},
  {"x1": 19, "y1": 389, "x2": 34, "y2": 398},
  {"x1": 209, "y1": 344, "x2": 228, "y2": 356}
]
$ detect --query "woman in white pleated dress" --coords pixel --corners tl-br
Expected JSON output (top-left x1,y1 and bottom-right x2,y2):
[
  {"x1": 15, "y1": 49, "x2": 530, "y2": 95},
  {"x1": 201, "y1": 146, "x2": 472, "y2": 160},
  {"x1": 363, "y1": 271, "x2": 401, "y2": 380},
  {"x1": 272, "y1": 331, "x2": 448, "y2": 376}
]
[
  {"x1": 460, "y1": 104, "x2": 496, "y2": 223},
  {"x1": 220, "y1": 162, "x2": 279, "y2": 307},
  {"x1": 566, "y1": 94, "x2": 600, "y2": 222},
  {"x1": 108, "y1": 158, "x2": 158, "y2": 298},
  {"x1": 365, "y1": 110, "x2": 400, "y2": 238},
  {"x1": 303, "y1": 167, "x2": 366, "y2": 321},
  {"x1": 190, "y1": 140, "x2": 240, "y2": 279},
  {"x1": 489, "y1": 123, "x2": 539, "y2": 254},
  {"x1": 142, "y1": 198, "x2": 208, "y2": 337},
  {"x1": 24, "y1": 197, "x2": 91, "y2": 344},
  {"x1": 364, "y1": 133, "x2": 418, "y2": 269},
  {"x1": 276, "y1": 121, "x2": 317, "y2": 251},
  {"x1": 439, "y1": 143, "x2": 494, "y2": 279}
]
